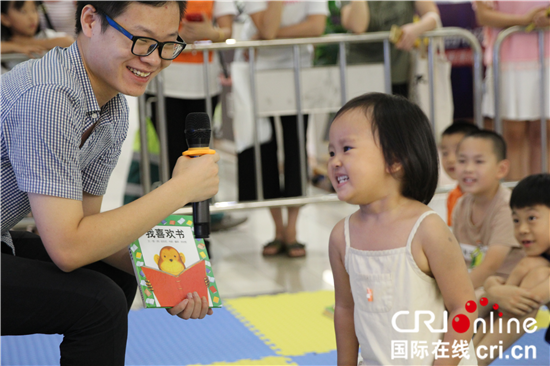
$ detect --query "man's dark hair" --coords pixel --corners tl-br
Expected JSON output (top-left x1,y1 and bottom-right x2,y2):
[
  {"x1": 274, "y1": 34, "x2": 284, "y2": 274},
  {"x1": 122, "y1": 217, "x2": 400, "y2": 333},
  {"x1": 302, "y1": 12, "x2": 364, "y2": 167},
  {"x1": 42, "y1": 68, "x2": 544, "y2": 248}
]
[
  {"x1": 510, "y1": 173, "x2": 550, "y2": 209},
  {"x1": 460, "y1": 129, "x2": 507, "y2": 161},
  {"x1": 75, "y1": 1, "x2": 186, "y2": 35},
  {"x1": 333, "y1": 92, "x2": 439, "y2": 205},
  {"x1": 442, "y1": 121, "x2": 479, "y2": 138}
]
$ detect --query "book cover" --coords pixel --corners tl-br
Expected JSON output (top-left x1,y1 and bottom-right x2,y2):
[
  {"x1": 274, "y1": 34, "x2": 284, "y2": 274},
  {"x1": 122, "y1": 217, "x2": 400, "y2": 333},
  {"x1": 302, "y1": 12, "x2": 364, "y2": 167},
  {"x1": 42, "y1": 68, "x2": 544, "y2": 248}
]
[{"x1": 129, "y1": 215, "x2": 222, "y2": 309}]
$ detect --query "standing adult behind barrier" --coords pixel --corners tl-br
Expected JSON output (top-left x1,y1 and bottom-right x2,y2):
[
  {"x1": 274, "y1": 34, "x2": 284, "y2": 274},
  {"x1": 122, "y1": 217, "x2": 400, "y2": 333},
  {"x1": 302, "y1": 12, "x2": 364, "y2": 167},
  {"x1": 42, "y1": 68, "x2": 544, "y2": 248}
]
[
  {"x1": 1, "y1": 0, "x2": 74, "y2": 72},
  {"x1": 234, "y1": 1, "x2": 328, "y2": 258},
  {"x1": 474, "y1": 1, "x2": 550, "y2": 181},
  {"x1": 340, "y1": 0, "x2": 440, "y2": 98}
]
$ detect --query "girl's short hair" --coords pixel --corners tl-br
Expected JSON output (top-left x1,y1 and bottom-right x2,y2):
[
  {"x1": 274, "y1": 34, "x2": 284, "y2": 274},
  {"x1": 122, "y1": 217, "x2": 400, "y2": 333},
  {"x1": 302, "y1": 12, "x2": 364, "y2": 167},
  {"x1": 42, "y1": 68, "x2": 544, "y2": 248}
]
[
  {"x1": 1, "y1": 1, "x2": 39, "y2": 41},
  {"x1": 510, "y1": 173, "x2": 550, "y2": 209},
  {"x1": 334, "y1": 92, "x2": 439, "y2": 204}
]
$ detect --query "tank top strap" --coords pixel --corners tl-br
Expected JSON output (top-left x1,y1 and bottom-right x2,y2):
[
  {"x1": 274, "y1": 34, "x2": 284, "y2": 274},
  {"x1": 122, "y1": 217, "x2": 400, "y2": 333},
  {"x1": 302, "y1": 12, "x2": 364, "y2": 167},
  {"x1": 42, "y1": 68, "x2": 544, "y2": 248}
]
[
  {"x1": 344, "y1": 215, "x2": 352, "y2": 248},
  {"x1": 405, "y1": 211, "x2": 438, "y2": 250}
]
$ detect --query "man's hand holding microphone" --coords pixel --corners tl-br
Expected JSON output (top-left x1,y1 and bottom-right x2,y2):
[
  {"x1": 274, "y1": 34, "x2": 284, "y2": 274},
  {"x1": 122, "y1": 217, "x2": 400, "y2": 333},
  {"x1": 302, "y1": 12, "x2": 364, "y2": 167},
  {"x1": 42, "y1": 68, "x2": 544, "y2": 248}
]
[{"x1": 166, "y1": 112, "x2": 219, "y2": 319}]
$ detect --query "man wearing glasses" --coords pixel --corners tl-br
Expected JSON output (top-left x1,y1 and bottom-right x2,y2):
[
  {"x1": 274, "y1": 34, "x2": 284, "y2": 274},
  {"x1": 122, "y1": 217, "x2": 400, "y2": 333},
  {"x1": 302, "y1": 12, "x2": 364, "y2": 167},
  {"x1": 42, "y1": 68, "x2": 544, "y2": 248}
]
[{"x1": 1, "y1": 2, "x2": 220, "y2": 365}]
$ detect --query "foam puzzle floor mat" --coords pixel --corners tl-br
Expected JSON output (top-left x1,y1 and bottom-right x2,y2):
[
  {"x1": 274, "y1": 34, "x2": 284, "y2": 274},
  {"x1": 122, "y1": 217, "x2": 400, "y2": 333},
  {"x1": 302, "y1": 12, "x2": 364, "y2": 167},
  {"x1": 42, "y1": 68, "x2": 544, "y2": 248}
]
[{"x1": 1, "y1": 291, "x2": 548, "y2": 365}]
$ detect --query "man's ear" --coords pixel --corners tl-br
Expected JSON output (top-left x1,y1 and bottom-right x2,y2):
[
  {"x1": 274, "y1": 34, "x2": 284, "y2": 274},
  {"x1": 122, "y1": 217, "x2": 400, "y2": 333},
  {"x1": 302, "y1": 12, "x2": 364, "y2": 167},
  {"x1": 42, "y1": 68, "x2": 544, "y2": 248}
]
[
  {"x1": 497, "y1": 158, "x2": 510, "y2": 180},
  {"x1": 79, "y1": 5, "x2": 100, "y2": 38}
]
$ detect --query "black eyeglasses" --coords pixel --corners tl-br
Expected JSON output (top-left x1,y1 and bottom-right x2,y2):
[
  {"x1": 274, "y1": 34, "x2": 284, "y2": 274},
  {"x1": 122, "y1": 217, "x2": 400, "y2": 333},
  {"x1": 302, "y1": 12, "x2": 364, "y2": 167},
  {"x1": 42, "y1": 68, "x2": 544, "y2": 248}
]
[{"x1": 104, "y1": 14, "x2": 186, "y2": 60}]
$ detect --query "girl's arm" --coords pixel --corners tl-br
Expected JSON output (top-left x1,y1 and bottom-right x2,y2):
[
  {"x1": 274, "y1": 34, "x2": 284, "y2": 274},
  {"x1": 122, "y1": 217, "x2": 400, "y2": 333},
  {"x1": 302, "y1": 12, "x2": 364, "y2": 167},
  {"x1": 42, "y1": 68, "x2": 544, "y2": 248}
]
[
  {"x1": 396, "y1": 1, "x2": 440, "y2": 51},
  {"x1": 11, "y1": 34, "x2": 74, "y2": 50},
  {"x1": 179, "y1": 13, "x2": 233, "y2": 44},
  {"x1": 275, "y1": 14, "x2": 326, "y2": 39},
  {"x1": 418, "y1": 215, "x2": 477, "y2": 366},
  {"x1": 474, "y1": 1, "x2": 546, "y2": 28},
  {"x1": 341, "y1": 1, "x2": 369, "y2": 34},
  {"x1": 0, "y1": 41, "x2": 45, "y2": 57},
  {"x1": 329, "y1": 219, "x2": 360, "y2": 365},
  {"x1": 248, "y1": 1, "x2": 284, "y2": 40}
]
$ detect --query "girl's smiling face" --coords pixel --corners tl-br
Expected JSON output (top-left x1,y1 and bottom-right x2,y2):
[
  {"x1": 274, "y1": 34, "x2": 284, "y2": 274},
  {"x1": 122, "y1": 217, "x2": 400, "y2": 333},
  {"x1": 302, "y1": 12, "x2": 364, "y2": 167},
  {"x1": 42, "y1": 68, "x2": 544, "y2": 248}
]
[{"x1": 328, "y1": 108, "x2": 394, "y2": 205}]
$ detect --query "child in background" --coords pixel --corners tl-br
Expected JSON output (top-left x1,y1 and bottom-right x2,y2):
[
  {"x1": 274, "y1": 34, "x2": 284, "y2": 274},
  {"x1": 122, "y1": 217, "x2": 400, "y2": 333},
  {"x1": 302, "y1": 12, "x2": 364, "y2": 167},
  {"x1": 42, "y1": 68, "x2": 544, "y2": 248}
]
[
  {"x1": 1, "y1": 1, "x2": 73, "y2": 63},
  {"x1": 439, "y1": 121, "x2": 480, "y2": 226},
  {"x1": 452, "y1": 130, "x2": 524, "y2": 297},
  {"x1": 329, "y1": 93, "x2": 477, "y2": 365},
  {"x1": 474, "y1": 173, "x2": 550, "y2": 366}
]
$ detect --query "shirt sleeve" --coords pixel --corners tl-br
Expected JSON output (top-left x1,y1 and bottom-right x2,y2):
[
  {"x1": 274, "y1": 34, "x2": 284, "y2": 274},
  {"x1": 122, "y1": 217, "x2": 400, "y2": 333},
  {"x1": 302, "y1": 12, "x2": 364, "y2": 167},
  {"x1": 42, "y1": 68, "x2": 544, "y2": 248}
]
[
  {"x1": 243, "y1": 1, "x2": 267, "y2": 15},
  {"x1": 8, "y1": 84, "x2": 84, "y2": 201},
  {"x1": 306, "y1": 1, "x2": 329, "y2": 16},
  {"x1": 213, "y1": 1, "x2": 238, "y2": 18}
]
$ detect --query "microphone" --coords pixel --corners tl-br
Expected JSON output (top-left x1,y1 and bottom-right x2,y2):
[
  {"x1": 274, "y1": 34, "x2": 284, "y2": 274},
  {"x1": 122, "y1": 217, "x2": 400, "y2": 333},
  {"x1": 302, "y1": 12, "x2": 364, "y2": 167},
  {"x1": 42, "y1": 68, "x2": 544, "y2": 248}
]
[{"x1": 183, "y1": 112, "x2": 216, "y2": 239}]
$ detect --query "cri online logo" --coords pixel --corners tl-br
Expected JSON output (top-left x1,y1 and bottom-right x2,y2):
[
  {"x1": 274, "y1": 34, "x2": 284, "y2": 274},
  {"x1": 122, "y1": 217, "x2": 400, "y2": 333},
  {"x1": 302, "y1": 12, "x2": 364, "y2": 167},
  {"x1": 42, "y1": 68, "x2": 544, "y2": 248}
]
[{"x1": 392, "y1": 297, "x2": 538, "y2": 334}]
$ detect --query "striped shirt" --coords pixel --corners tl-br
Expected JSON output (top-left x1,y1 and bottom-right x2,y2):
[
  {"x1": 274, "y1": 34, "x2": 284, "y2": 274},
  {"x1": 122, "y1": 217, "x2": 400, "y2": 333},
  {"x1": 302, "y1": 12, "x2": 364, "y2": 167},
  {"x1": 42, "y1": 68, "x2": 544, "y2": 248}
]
[{"x1": 1, "y1": 42, "x2": 129, "y2": 253}]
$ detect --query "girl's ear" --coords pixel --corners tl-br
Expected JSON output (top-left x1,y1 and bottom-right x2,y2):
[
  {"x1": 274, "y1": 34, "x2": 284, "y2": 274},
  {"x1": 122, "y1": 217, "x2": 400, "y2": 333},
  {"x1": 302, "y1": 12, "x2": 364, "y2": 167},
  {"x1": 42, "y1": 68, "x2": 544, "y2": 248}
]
[
  {"x1": 386, "y1": 160, "x2": 403, "y2": 175},
  {"x1": 1, "y1": 13, "x2": 12, "y2": 28}
]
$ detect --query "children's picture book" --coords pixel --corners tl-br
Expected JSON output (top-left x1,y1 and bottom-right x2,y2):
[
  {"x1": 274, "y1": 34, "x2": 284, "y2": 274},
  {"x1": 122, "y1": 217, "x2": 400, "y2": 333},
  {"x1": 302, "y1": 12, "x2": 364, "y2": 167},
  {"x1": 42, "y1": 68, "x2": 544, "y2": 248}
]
[{"x1": 129, "y1": 215, "x2": 222, "y2": 309}]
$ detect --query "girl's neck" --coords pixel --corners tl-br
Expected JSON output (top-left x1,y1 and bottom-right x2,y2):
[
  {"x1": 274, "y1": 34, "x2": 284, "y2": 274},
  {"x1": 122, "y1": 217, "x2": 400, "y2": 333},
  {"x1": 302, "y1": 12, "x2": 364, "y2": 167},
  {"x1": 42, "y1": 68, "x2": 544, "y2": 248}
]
[{"x1": 358, "y1": 192, "x2": 412, "y2": 220}]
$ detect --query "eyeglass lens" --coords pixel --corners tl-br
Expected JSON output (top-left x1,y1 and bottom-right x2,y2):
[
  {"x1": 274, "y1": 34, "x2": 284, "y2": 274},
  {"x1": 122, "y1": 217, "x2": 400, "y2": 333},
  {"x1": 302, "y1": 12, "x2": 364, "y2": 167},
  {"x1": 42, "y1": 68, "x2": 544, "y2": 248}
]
[{"x1": 132, "y1": 38, "x2": 184, "y2": 60}]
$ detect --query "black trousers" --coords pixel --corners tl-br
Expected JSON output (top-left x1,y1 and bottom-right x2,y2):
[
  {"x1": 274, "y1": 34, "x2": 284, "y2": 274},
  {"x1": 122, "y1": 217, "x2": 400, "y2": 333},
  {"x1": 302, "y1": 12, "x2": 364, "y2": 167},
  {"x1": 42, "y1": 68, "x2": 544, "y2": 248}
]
[
  {"x1": 1, "y1": 231, "x2": 137, "y2": 366},
  {"x1": 147, "y1": 94, "x2": 219, "y2": 177},
  {"x1": 238, "y1": 115, "x2": 309, "y2": 201}
]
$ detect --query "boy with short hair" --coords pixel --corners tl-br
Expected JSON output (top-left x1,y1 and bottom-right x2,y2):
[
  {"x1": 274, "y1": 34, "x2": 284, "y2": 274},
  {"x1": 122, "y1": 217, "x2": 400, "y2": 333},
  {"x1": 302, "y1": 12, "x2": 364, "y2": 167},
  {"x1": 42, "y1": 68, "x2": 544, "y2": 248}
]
[
  {"x1": 452, "y1": 130, "x2": 524, "y2": 294},
  {"x1": 473, "y1": 173, "x2": 550, "y2": 366},
  {"x1": 439, "y1": 121, "x2": 479, "y2": 225}
]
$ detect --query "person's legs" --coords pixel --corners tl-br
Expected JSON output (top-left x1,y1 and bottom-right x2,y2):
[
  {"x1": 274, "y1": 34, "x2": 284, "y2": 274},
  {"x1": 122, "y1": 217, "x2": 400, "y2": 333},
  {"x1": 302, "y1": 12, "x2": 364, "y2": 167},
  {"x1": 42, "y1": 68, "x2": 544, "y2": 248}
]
[
  {"x1": 2, "y1": 231, "x2": 136, "y2": 366},
  {"x1": 503, "y1": 119, "x2": 528, "y2": 181},
  {"x1": 280, "y1": 115, "x2": 308, "y2": 257}
]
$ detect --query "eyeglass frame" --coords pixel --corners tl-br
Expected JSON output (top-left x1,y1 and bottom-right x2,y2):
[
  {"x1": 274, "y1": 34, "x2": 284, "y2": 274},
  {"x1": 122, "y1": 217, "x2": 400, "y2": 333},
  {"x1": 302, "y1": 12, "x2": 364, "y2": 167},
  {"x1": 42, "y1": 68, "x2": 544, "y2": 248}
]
[{"x1": 103, "y1": 13, "x2": 186, "y2": 60}]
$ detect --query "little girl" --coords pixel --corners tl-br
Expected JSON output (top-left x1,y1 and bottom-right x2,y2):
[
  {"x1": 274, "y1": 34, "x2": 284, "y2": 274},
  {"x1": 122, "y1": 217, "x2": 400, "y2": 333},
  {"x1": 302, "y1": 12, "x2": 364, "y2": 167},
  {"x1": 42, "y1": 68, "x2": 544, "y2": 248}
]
[
  {"x1": 328, "y1": 93, "x2": 478, "y2": 365},
  {"x1": 1, "y1": 1, "x2": 73, "y2": 68}
]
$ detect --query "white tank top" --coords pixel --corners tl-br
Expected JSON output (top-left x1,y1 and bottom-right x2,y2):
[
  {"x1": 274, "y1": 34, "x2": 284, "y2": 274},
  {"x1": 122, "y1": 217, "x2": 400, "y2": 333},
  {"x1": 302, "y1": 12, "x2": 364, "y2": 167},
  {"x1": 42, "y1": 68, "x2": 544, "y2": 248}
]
[{"x1": 344, "y1": 211, "x2": 477, "y2": 365}]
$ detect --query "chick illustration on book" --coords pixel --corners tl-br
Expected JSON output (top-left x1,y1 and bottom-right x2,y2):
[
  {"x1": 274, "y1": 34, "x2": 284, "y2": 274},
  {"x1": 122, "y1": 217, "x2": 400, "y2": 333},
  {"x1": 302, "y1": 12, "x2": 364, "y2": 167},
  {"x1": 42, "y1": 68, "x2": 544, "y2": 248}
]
[{"x1": 155, "y1": 246, "x2": 186, "y2": 275}]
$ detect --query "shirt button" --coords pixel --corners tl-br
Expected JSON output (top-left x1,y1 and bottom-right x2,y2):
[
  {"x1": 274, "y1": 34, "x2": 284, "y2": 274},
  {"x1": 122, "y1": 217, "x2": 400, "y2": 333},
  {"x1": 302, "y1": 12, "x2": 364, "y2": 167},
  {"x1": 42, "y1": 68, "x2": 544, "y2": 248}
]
[{"x1": 91, "y1": 113, "x2": 98, "y2": 119}]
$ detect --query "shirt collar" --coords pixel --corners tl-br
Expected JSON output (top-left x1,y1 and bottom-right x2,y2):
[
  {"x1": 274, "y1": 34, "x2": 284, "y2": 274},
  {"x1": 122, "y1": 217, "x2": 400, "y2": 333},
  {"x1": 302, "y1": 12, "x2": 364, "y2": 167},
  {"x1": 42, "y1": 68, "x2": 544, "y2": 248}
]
[{"x1": 67, "y1": 42, "x2": 101, "y2": 117}]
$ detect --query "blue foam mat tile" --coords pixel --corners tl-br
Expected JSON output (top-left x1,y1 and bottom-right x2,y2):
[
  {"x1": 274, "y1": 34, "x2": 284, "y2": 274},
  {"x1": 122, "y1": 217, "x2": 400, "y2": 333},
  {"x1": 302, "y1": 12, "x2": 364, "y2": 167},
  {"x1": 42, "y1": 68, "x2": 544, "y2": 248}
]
[
  {"x1": 125, "y1": 307, "x2": 277, "y2": 365},
  {"x1": 1, "y1": 334, "x2": 62, "y2": 365},
  {"x1": 490, "y1": 329, "x2": 549, "y2": 366},
  {"x1": 289, "y1": 350, "x2": 337, "y2": 366}
]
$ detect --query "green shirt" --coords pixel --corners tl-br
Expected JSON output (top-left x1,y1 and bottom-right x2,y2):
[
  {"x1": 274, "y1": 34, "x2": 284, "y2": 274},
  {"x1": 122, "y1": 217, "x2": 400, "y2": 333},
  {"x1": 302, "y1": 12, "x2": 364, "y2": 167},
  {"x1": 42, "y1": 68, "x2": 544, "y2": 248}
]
[{"x1": 345, "y1": 1, "x2": 415, "y2": 84}]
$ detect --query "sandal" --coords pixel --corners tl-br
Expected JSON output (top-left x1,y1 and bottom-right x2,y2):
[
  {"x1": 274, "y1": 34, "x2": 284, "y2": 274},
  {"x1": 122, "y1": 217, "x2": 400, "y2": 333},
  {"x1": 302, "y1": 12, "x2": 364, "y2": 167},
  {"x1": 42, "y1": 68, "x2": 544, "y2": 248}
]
[
  {"x1": 285, "y1": 242, "x2": 306, "y2": 258},
  {"x1": 262, "y1": 239, "x2": 285, "y2": 256}
]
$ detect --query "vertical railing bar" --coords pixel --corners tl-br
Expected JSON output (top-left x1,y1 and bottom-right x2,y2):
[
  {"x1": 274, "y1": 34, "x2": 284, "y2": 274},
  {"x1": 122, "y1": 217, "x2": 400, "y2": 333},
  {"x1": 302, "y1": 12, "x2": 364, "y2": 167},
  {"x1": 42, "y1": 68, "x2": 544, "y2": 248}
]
[
  {"x1": 138, "y1": 94, "x2": 151, "y2": 195},
  {"x1": 154, "y1": 72, "x2": 170, "y2": 183},
  {"x1": 428, "y1": 37, "x2": 436, "y2": 132},
  {"x1": 293, "y1": 45, "x2": 308, "y2": 197},
  {"x1": 338, "y1": 41, "x2": 347, "y2": 105},
  {"x1": 383, "y1": 39, "x2": 392, "y2": 94},
  {"x1": 539, "y1": 29, "x2": 548, "y2": 173},
  {"x1": 248, "y1": 47, "x2": 264, "y2": 200},
  {"x1": 203, "y1": 50, "x2": 213, "y2": 123}
]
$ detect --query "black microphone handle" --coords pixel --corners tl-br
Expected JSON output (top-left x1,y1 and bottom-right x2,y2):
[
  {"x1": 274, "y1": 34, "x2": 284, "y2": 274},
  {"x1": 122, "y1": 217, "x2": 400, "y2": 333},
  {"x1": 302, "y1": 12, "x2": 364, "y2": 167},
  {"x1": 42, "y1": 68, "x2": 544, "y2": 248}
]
[{"x1": 192, "y1": 200, "x2": 210, "y2": 239}]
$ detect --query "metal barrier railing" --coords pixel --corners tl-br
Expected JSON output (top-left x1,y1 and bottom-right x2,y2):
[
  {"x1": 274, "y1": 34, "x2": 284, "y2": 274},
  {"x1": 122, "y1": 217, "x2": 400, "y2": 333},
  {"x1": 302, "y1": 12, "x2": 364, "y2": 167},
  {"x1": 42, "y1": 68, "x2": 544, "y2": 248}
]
[
  {"x1": 492, "y1": 26, "x2": 549, "y2": 173},
  {"x1": 146, "y1": 28, "x2": 484, "y2": 215}
]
